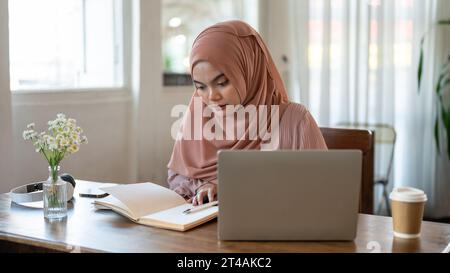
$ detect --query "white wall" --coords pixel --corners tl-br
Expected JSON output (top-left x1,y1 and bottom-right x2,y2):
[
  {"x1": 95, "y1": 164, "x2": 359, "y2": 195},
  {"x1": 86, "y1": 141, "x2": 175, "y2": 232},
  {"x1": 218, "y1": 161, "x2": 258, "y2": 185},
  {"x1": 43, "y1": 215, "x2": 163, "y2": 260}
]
[
  {"x1": 0, "y1": 0, "x2": 13, "y2": 193},
  {"x1": 11, "y1": 91, "x2": 133, "y2": 188},
  {"x1": 150, "y1": 85, "x2": 193, "y2": 184},
  {"x1": 131, "y1": 0, "x2": 195, "y2": 186},
  {"x1": 259, "y1": 0, "x2": 291, "y2": 88}
]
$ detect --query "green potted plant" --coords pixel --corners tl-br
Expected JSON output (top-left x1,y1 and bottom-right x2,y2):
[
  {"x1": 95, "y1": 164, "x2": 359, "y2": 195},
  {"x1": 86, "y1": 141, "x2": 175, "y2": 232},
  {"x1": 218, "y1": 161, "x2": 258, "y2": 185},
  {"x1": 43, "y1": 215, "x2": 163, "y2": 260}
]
[{"x1": 418, "y1": 18, "x2": 450, "y2": 159}]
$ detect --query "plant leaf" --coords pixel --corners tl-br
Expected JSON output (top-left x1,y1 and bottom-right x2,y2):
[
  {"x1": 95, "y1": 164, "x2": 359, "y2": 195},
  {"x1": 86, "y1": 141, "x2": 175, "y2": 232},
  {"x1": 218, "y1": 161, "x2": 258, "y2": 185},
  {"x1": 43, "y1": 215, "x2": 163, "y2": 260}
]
[
  {"x1": 435, "y1": 117, "x2": 441, "y2": 154},
  {"x1": 442, "y1": 77, "x2": 450, "y2": 89},
  {"x1": 447, "y1": 110, "x2": 450, "y2": 159},
  {"x1": 442, "y1": 107, "x2": 448, "y2": 126},
  {"x1": 435, "y1": 65, "x2": 450, "y2": 95},
  {"x1": 436, "y1": 73, "x2": 444, "y2": 95},
  {"x1": 442, "y1": 106, "x2": 450, "y2": 159},
  {"x1": 418, "y1": 37, "x2": 425, "y2": 91},
  {"x1": 447, "y1": 103, "x2": 450, "y2": 158},
  {"x1": 438, "y1": 19, "x2": 450, "y2": 25}
]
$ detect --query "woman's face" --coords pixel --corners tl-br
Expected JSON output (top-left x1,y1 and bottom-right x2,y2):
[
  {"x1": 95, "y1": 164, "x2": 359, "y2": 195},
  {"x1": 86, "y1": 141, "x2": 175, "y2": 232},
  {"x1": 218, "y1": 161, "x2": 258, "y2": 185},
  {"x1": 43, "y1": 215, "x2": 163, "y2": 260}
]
[{"x1": 192, "y1": 61, "x2": 241, "y2": 106}]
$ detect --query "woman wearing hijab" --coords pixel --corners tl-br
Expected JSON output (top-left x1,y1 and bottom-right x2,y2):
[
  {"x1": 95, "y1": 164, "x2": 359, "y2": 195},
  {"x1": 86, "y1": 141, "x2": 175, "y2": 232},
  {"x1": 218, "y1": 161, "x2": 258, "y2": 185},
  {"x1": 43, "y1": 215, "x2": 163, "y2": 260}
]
[{"x1": 167, "y1": 20, "x2": 327, "y2": 206}]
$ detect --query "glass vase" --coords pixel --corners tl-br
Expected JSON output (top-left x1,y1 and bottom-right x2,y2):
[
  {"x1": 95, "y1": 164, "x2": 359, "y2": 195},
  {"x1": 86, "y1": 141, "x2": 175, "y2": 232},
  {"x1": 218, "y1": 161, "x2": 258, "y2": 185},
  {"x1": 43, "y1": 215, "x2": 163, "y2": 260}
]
[{"x1": 43, "y1": 165, "x2": 67, "y2": 220}]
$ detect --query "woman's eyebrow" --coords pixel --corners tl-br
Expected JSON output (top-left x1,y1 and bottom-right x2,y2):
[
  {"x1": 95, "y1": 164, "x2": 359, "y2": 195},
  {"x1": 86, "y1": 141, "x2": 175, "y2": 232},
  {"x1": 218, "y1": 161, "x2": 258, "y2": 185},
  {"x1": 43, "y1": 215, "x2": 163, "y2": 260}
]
[{"x1": 193, "y1": 73, "x2": 225, "y2": 85}]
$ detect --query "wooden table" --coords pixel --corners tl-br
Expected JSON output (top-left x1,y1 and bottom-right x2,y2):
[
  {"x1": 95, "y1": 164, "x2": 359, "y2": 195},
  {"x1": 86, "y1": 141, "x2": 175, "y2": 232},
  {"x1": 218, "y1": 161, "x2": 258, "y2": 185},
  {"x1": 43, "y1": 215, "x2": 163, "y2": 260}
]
[{"x1": 0, "y1": 180, "x2": 449, "y2": 253}]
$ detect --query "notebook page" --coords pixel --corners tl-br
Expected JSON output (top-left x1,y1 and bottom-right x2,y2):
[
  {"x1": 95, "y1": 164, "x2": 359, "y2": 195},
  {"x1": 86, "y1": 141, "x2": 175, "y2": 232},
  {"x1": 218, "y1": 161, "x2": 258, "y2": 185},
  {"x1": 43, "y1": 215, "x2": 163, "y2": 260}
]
[
  {"x1": 100, "y1": 183, "x2": 186, "y2": 218},
  {"x1": 140, "y1": 203, "x2": 218, "y2": 227},
  {"x1": 94, "y1": 195, "x2": 136, "y2": 221}
]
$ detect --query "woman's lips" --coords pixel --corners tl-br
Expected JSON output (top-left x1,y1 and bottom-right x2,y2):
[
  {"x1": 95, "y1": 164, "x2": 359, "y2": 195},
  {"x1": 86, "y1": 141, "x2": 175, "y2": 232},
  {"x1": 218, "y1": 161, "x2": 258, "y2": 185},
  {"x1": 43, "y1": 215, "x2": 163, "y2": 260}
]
[
  {"x1": 207, "y1": 104, "x2": 245, "y2": 117},
  {"x1": 207, "y1": 104, "x2": 228, "y2": 115},
  {"x1": 208, "y1": 104, "x2": 227, "y2": 109}
]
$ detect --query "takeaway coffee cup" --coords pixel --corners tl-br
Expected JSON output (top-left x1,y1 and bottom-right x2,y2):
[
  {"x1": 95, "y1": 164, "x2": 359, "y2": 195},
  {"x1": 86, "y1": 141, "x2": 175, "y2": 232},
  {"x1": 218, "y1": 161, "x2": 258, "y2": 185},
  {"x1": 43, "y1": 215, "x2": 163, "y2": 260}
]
[{"x1": 390, "y1": 187, "x2": 427, "y2": 239}]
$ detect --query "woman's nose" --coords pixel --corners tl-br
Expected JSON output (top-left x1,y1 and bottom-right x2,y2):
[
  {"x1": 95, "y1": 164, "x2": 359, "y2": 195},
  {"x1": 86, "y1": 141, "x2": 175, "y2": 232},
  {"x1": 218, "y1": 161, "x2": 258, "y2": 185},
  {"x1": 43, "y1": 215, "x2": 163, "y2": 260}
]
[{"x1": 208, "y1": 88, "x2": 221, "y2": 102}]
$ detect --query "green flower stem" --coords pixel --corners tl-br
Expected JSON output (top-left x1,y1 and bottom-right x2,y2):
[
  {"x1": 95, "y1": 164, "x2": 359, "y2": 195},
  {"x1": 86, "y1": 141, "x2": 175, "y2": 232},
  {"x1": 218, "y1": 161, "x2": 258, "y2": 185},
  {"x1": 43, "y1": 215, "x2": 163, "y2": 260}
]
[
  {"x1": 50, "y1": 165, "x2": 58, "y2": 183},
  {"x1": 47, "y1": 165, "x2": 63, "y2": 209},
  {"x1": 41, "y1": 148, "x2": 67, "y2": 209},
  {"x1": 47, "y1": 183, "x2": 63, "y2": 209}
]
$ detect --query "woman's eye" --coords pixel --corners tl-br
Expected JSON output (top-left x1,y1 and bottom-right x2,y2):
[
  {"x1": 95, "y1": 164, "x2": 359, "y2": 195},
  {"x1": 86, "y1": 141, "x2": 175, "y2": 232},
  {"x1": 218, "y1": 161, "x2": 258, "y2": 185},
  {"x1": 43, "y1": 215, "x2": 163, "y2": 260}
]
[
  {"x1": 217, "y1": 80, "x2": 228, "y2": 87},
  {"x1": 196, "y1": 86, "x2": 206, "y2": 91}
]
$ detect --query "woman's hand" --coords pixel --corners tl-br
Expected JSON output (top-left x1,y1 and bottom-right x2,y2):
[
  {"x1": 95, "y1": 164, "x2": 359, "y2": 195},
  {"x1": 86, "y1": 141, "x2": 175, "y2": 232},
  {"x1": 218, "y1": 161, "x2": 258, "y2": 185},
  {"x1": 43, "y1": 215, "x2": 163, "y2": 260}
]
[{"x1": 188, "y1": 183, "x2": 217, "y2": 206}]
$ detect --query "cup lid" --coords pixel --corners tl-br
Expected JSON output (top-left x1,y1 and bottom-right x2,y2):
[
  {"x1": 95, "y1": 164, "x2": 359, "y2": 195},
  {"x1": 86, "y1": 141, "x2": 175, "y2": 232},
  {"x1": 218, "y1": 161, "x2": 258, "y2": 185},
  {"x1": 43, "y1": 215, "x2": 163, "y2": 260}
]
[{"x1": 389, "y1": 187, "x2": 427, "y2": 203}]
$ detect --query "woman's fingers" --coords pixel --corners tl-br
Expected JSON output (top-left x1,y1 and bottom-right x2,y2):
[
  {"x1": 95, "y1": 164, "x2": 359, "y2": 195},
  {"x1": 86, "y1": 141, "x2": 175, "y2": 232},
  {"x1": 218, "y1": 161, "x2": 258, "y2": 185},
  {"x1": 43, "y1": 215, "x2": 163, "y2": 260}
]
[
  {"x1": 192, "y1": 184, "x2": 217, "y2": 206},
  {"x1": 196, "y1": 189, "x2": 207, "y2": 205},
  {"x1": 208, "y1": 188, "x2": 215, "y2": 203}
]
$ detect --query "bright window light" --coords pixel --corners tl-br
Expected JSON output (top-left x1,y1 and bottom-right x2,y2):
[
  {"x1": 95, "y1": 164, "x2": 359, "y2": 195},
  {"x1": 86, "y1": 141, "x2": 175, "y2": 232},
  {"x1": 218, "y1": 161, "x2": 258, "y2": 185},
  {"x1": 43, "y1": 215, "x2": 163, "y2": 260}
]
[{"x1": 8, "y1": 0, "x2": 124, "y2": 91}]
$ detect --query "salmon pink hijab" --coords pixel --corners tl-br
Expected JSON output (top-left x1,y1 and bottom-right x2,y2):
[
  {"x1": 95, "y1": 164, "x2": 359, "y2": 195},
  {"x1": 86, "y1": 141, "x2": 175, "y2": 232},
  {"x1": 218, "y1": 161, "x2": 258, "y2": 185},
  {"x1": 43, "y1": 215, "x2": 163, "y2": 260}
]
[{"x1": 167, "y1": 20, "x2": 290, "y2": 182}]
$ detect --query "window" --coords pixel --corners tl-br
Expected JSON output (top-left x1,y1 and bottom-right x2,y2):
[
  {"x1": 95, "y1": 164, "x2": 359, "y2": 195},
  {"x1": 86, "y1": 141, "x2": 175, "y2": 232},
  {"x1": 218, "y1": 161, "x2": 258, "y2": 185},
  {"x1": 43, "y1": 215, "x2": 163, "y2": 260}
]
[
  {"x1": 162, "y1": 0, "x2": 259, "y2": 85},
  {"x1": 8, "y1": 0, "x2": 124, "y2": 91}
]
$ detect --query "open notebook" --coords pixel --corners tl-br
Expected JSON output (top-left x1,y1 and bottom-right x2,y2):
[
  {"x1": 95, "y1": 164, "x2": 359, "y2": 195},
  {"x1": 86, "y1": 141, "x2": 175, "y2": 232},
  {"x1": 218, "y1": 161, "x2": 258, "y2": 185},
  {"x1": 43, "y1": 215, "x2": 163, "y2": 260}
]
[{"x1": 93, "y1": 182, "x2": 218, "y2": 231}]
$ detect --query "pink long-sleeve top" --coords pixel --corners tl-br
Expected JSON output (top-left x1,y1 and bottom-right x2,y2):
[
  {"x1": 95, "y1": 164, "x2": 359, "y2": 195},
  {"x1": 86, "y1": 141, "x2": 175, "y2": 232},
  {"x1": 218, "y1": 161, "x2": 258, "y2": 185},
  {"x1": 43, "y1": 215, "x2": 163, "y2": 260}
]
[{"x1": 167, "y1": 103, "x2": 328, "y2": 200}]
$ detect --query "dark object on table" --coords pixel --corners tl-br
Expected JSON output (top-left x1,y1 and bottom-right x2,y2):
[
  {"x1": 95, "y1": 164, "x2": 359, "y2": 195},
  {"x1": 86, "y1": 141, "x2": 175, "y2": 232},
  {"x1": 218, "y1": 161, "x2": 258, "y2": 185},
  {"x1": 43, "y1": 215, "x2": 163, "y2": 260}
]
[{"x1": 60, "y1": 173, "x2": 76, "y2": 188}]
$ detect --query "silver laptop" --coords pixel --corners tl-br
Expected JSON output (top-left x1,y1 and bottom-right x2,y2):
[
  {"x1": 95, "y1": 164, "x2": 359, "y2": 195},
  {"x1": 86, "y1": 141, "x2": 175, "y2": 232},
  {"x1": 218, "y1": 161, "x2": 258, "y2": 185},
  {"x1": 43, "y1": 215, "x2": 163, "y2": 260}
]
[{"x1": 218, "y1": 150, "x2": 362, "y2": 241}]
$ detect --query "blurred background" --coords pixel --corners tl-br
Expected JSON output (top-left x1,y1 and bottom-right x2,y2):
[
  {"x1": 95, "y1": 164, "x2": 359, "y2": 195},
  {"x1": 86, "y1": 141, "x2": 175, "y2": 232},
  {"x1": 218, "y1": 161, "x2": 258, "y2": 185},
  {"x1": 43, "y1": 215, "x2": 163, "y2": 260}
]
[{"x1": 0, "y1": 0, "x2": 449, "y2": 221}]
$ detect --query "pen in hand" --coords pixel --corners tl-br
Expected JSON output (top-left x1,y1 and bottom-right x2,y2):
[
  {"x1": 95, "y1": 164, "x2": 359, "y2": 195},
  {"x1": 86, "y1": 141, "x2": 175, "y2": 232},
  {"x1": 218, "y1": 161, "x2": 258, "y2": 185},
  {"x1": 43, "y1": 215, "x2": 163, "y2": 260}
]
[{"x1": 183, "y1": 201, "x2": 219, "y2": 214}]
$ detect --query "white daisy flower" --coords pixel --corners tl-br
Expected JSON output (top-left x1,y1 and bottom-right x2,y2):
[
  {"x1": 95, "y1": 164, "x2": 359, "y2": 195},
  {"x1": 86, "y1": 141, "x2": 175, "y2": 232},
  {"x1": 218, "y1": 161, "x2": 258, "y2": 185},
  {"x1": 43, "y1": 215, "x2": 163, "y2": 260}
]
[{"x1": 24, "y1": 113, "x2": 87, "y2": 166}]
